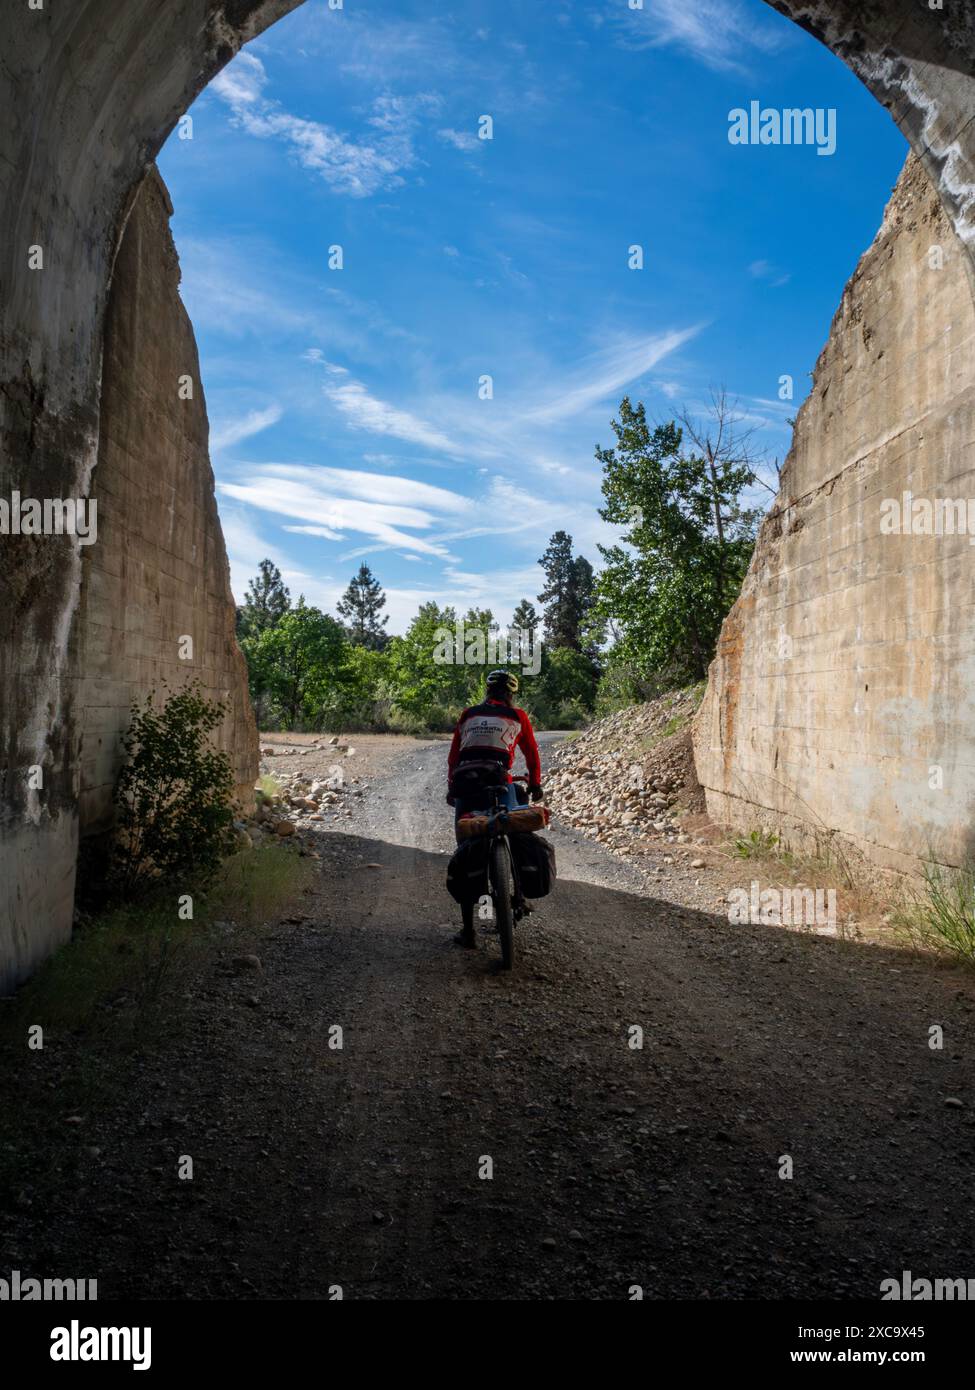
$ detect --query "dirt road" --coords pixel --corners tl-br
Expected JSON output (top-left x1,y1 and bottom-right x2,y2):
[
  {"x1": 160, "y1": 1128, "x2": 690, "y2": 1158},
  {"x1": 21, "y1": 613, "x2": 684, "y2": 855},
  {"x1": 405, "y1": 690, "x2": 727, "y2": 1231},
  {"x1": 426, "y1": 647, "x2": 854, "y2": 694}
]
[{"x1": 8, "y1": 735, "x2": 975, "y2": 1300}]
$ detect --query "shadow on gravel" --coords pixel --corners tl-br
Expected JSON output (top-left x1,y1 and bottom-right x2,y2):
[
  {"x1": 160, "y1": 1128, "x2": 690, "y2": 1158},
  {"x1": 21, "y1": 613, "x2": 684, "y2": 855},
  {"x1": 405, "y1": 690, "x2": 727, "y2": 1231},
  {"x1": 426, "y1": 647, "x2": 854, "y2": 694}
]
[{"x1": 2, "y1": 831, "x2": 974, "y2": 1300}]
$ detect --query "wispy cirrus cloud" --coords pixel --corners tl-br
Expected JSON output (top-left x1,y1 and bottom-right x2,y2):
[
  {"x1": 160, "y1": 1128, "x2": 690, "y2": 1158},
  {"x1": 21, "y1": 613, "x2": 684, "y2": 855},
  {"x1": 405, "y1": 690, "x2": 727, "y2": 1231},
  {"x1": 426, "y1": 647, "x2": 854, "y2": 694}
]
[
  {"x1": 210, "y1": 51, "x2": 438, "y2": 197},
  {"x1": 175, "y1": 238, "x2": 415, "y2": 367},
  {"x1": 749, "y1": 258, "x2": 792, "y2": 288},
  {"x1": 525, "y1": 326, "x2": 705, "y2": 423},
  {"x1": 437, "y1": 127, "x2": 481, "y2": 153},
  {"x1": 319, "y1": 362, "x2": 461, "y2": 454},
  {"x1": 220, "y1": 507, "x2": 337, "y2": 608},
  {"x1": 210, "y1": 404, "x2": 282, "y2": 452},
  {"x1": 221, "y1": 502, "x2": 546, "y2": 630},
  {"x1": 299, "y1": 324, "x2": 703, "y2": 492},
  {"x1": 612, "y1": 0, "x2": 786, "y2": 74},
  {"x1": 218, "y1": 463, "x2": 471, "y2": 559}
]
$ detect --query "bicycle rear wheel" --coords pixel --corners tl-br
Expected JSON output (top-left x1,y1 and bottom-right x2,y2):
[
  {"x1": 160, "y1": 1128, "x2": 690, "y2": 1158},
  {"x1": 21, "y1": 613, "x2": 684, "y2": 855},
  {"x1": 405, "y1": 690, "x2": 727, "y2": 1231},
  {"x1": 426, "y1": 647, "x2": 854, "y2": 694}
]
[{"x1": 490, "y1": 837, "x2": 515, "y2": 970}]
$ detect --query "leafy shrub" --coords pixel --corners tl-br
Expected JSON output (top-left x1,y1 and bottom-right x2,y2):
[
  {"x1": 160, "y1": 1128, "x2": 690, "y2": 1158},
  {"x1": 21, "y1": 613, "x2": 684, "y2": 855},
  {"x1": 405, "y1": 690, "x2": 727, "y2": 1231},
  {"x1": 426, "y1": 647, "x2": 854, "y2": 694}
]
[
  {"x1": 594, "y1": 652, "x2": 682, "y2": 716},
  {"x1": 733, "y1": 828, "x2": 781, "y2": 860},
  {"x1": 546, "y1": 698, "x2": 591, "y2": 730},
  {"x1": 110, "y1": 682, "x2": 238, "y2": 897},
  {"x1": 321, "y1": 646, "x2": 398, "y2": 730},
  {"x1": 388, "y1": 702, "x2": 460, "y2": 735}
]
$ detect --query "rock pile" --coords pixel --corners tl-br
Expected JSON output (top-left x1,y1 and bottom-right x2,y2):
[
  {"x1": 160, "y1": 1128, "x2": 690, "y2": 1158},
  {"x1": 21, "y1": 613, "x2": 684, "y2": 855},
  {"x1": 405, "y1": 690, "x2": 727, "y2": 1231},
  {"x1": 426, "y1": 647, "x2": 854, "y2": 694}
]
[
  {"x1": 546, "y1": 688, "x2": 706, "y2": 863},
  {"x1": 240, "y1": 744, "x2": 366, "y2": 848}
]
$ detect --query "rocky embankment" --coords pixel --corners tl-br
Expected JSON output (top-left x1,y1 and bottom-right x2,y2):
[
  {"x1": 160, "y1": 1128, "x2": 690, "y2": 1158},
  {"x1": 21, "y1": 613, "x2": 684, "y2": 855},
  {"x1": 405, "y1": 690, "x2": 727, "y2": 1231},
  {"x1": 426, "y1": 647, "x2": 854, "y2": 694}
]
[
  {"x1": 546, "y1": 687, "x2": 712, "y2": 871},
  {"x1": 544, "y1": 691, "x2": 898, "y2": 942}
]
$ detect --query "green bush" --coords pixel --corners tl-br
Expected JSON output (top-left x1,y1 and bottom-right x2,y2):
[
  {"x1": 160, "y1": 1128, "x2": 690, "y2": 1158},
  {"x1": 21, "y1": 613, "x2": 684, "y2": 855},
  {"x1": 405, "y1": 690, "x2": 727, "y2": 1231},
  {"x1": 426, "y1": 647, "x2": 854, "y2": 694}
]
[
  {"x1": 110, "y1": 682, "x2": 238, "y2": 898},
  {"x1": 539, "y1": 698, "x2": 591, "y2": 730},
  {"x1": 388, "y1": 702, "x2": 460, "y2": 735},
  {"x1": 521, "y1": 646, "x2": 598, "y2": 729},
  {"x1": 733, "y1": 828, "x2": 781, "y2": 860},
  {"x1": 595, "y1": 651, "x2": 688, "y2": 716},
  {"x1": 322, "y1": 645, "x2": 396, "y2": 730}
]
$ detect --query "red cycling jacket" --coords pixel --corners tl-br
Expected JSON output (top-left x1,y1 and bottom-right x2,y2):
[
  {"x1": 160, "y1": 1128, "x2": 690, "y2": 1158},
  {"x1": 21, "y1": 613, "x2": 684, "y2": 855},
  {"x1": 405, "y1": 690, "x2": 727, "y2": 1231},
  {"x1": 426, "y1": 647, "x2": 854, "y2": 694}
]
[{"x1": 447, "y1": 697, "x2": 542, "y2": 787}]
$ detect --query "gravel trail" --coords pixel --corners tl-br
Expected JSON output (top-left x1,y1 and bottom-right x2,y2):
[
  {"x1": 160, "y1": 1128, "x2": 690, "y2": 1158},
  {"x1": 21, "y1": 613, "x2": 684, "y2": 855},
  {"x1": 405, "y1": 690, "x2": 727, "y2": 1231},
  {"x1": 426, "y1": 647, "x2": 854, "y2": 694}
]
[{"x1": 7, "y1": 735, "x2": 975, "y2": 1300}]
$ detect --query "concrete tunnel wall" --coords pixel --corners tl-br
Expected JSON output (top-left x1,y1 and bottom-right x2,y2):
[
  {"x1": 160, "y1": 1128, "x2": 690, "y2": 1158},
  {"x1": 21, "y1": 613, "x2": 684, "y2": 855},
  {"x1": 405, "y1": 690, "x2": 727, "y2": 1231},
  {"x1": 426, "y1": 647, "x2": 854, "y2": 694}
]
[
  {"x1": 1, "y1": 0, "x2": 974, "y2": 988},
  {"x1": 693, "y1": 153, "x2": 975, "y2": 874},
  {"x1": 0, "y1": 0, "x2": 304, "y2": 992},
  {"x1": 692, "y1": 2, "x2": 975, "y2": 875},
  {"x1": 71, "y1": 166, "x2": 259, "y2": 843}
]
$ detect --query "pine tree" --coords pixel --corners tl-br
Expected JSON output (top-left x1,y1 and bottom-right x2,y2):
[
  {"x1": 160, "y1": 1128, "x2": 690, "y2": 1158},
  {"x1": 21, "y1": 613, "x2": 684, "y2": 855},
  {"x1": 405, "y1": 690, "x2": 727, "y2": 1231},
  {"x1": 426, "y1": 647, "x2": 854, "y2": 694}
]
[
  {"x1": 567, "y1": 556, "x2": 595, "y2": 647},
  {"x1": 337, "y1": 563, "x2": 389, "y2": 650},
  {"x1": 510, "y1": 599, "x2": 539, "y2": 643},
  {"x1": 239, "y1": 558, "x2": 290, "y2": 638},
  {"x1": 537, "y1": 532, "x2": 573, "y2": 648},
  {"x1": 537, "y1": 532, "x2": 592, "y2": 650}
]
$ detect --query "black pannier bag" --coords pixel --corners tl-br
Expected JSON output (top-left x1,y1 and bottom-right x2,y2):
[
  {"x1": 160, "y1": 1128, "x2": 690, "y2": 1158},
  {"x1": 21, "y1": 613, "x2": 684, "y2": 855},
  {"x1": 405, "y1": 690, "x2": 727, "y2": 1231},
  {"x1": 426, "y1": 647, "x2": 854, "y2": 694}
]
[
  {"x1": 509, "y1": 833, "x2": 556, "y2": 898},
  {"x1": 446, "y1": 836, "x2": 491, "y2": 903}
]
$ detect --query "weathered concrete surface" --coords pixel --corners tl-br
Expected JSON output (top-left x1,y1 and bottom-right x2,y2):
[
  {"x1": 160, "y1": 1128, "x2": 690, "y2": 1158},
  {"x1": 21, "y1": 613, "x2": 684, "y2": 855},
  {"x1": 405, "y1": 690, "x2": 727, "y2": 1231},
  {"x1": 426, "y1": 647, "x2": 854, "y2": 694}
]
[
  {"x1": 0, "y1": 1, "x2": 304, "y2": 992},
  {"x1": 70, "y1": 168, "x2": 258, "y2": 841},
  {"x1": 694, "y1": 155, "x2": 975, "y2": 874}
]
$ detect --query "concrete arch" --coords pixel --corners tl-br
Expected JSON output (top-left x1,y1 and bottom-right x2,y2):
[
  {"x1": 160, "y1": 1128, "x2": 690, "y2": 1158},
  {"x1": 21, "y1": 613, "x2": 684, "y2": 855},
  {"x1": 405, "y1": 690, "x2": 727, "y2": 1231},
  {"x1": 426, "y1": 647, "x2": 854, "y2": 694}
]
[
  {"x1": 1, "y1": 0, "x2": 973, "y2": 985},
  {"x1": 767, "y1": 1, "x2": 975, "y2": 264}
]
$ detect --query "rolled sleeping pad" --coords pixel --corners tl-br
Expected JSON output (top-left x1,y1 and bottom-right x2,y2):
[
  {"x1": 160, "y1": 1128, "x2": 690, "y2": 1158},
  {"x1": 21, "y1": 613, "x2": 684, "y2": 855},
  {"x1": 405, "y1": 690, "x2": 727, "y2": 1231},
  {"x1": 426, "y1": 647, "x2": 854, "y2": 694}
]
[{"x1": 456, "y1": 805, "x2": 549, "y2": 839}]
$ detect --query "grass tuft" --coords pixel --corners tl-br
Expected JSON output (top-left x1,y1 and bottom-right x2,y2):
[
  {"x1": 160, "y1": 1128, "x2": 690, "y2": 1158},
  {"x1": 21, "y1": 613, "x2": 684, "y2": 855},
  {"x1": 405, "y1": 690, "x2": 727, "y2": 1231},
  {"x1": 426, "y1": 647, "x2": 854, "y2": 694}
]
[{"x1": 894, "y1": 860, "x2": 975, "y2": 966}]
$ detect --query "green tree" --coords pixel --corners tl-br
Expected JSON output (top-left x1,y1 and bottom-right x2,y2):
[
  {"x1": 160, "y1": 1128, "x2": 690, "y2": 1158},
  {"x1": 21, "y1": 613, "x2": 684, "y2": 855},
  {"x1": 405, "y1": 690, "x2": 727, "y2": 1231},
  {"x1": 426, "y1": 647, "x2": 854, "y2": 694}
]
[
  {"x1": 594, "y1": 395, "x2": 760, "y2": 682},
  {"x1": 387, "y1": 602, "x2": 469, "y2": 726},
  {"x1": 238, "y1": 558, "x2": 290, "y2": 638},
  {"x1": 246, "y1": 602, "x2": 347, "y2": 729},
  {"x1": 328, "y1": 645, "x2": 395, "y2": 729},
  {"x1": 568, "y1": 554, "x2": 597, "y2": 655},
  {"x1": 526, "y1": 646, "x2": 599, "y2": 729},
  {"x1": 510, "y1": 598, "x2": 539, "y2": 644},
  {"x1": 459, "y1": 606, "x2": 500, "y2": 704},
  {"x1": 238, "y1": 628, "x2": 274, "y2": 729},
  {"x1": 336, "y1": 563, "x2": 389, "y2": 650},
  {"x1": 537, "y1": 531, "x2": 593, "y2": 651}
]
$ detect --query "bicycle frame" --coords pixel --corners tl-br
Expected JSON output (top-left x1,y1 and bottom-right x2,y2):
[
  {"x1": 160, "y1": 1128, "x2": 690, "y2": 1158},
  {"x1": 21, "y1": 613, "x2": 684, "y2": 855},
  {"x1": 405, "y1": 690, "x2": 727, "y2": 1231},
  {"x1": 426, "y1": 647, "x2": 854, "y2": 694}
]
[{"x1": 480, "y1": 776, "x2": 530, "y2": 922}]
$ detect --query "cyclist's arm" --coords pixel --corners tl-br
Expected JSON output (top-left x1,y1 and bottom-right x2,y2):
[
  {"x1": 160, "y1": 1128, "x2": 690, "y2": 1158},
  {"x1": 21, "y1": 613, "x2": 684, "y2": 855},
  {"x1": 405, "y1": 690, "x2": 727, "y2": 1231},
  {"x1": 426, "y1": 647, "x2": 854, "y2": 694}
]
[
  {"x1": 517, "y1": 709, "x2": 542, "y2": 787},
  {"x1": 447, "y1": 712, "x2": 467, "y2": 777}
]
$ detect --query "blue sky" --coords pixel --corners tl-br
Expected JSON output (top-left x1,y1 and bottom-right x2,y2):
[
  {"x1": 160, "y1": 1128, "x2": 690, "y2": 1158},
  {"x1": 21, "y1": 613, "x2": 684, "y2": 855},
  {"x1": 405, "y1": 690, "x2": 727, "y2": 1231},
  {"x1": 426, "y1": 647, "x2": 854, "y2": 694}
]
[{"x1": 157, "y1": 0, "x2": 907, "y2": 633}]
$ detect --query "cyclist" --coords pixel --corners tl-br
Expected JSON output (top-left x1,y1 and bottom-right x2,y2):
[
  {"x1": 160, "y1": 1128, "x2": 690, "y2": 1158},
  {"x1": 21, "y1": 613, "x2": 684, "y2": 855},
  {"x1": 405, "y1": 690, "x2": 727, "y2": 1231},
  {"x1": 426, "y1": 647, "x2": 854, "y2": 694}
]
[{"x1": 446, "y1": 669, "x2": 543, "y2": 947}]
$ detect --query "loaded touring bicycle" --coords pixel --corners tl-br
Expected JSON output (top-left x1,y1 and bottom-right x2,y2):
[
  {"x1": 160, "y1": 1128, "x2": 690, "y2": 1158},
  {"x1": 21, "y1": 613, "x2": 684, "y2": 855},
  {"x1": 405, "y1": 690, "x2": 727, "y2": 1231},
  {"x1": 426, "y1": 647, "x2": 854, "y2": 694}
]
[{"x1": 446, "y1": 764, "x2": 556, "y2": 970}]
